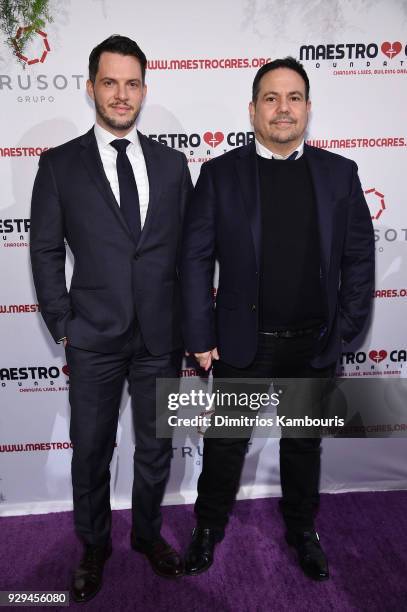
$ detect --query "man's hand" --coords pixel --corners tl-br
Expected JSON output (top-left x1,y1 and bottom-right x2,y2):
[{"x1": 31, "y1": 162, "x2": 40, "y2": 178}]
[
  {"x1": 63, "y1": 338, "x2": 68, "y2": 348},
  {"x1": 194, "y1": 348, "x2": 219, "y2": 371}
]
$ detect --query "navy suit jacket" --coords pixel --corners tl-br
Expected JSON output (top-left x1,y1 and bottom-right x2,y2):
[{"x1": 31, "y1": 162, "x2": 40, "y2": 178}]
[
  {"x1": 30, "y1": 128, "x2": 192, "y2": 354},
  {"x1": 180, "y1": 142, "x2": 375, "y2": 368}
]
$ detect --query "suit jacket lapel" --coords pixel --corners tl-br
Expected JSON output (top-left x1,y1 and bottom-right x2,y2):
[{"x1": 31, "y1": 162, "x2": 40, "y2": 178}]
[
  {"x1": 236, "y1": 143, "x2": 261, "y2": 270},
  {"x1": 305, "y1": 144, "x2": 335, "y2": 274},
  {"x1": 80, "y1": 128, "x2": 134, "y2": 241},
  {"x1": 136, "y1": 131, "x2": 162, "y2": 250}
]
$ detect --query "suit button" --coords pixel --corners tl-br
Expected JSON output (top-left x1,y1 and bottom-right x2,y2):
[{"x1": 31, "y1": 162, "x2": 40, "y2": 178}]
[{"x1": 251, "y1": 304, "x2": 256, "y2": 311}]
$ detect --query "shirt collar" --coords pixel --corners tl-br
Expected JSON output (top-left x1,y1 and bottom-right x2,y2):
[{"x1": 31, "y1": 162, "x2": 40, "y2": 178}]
[
  {"x1": 94, "y1": 122, "x2": 140, "y2": 150},
  {"x1": 255, "y1": 138, "x2": 304, "y2": 160}
]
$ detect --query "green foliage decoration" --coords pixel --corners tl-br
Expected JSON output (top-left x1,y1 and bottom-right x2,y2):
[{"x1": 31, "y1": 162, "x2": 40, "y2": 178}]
[{"x1": 0, "y1": 0, "x2": 52, "y2": 62}]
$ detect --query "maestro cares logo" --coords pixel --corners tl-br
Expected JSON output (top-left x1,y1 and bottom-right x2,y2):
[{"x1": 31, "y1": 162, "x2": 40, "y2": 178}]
[
  {"x1": 0, "y1": 364, "x2": 69, "y2": 392},
  {"x1": 203, "y1": 131, "x2": 224, "y2": 148},
  {"x1": 1, "y1": 217, "x2": 30, "y2": 248},
  {"x1": 148, "y1": 130, "x2": 254, "y2": 163},
  {"x1": 340, "y1": 348, "x2": 406, "y2": 377},
  {"x1": 380, "y1": 41, "x2": 402, "y2": 59},
  {"x1": 299, "y1": 39, "x2": 407, "y2": 75},
  {"x1": 12, "y1": 26, "x2": 51, "y2": 65}
]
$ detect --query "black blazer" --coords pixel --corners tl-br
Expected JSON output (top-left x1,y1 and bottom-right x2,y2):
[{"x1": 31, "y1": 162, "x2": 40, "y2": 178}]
[
  {"x1": 180, "y1": 142, "x2": 375, "y2": 368},
  {"x1": 30, "y1": 128, "x2": 192, "y2": 354}
]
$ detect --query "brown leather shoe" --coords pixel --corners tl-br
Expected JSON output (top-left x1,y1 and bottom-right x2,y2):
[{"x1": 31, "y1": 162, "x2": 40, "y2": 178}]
[
  {"x1": 131, "y1": 534, "x2": 184, "y2": 578},
  {"x1": 71, "y1": 541, "x2": 112, "y2": 603}
]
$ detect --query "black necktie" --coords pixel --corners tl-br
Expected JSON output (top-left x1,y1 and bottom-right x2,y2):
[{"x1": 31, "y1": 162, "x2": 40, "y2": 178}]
[
  {"x1": 287, "y1": 151, "x2": 298, "y2": 160},
  {"x1": 110, "y1": 139, "x2": 141, "y2": 241},
  {"x1": 272, "y1": 150, "x2": 298, "y2": 160}
]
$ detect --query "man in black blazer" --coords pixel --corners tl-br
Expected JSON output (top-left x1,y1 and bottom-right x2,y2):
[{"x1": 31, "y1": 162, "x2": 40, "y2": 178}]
[
  {"x1": 181, "y1": 57, "x2": 374, "y2": 580},
  {"x1": 30, "y1": 35, "x2": 192, "y2": 602}
]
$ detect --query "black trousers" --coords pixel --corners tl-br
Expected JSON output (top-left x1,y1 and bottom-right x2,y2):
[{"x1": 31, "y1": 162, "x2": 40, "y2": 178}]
[
  {"x1": 195, "y1": 331, "x2": 335, "y2": 535},
  {"x1": 66, "y1": 329, "x2": 182, "y2": 548}
]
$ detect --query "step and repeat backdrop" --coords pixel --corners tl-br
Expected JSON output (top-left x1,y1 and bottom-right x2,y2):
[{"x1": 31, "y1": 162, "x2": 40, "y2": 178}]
[{"x1": 1, "y1": 0, "x2": 407, "y2": 515}]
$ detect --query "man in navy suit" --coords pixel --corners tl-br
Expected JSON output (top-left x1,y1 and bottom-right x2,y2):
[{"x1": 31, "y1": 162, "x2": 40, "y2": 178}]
[
  {"x1": 30, "y1": 35, "x2": 192, "y2": 602},
  {"x1": 181, "y1": 57, "x2": 374, "y2": 580}
]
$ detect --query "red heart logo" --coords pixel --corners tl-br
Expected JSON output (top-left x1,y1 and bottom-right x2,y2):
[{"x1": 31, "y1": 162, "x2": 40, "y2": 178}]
[
  {"x1": 203, "y1": 131, "x2": 224, "y2": 148},
  {"x1": 368, "y1": 350, "x2": 387, "y2": 363},
  {"x1": 62, "y1": 364, "x2": 70, "y2": 376},
  {"x1": 381, "y1": 41, "x2": 402, "y2": 59}
]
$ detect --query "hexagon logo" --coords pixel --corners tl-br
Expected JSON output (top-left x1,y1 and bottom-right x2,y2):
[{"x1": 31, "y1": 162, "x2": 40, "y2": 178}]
[
  {"x1": 364, "y1": 187, "x2": 386, "y2": 221},
  {"x1": 12, "y1": 26, "x2": 51, "y2": 65}
]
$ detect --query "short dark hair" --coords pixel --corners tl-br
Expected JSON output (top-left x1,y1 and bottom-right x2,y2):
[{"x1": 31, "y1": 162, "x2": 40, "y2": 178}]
[
  {"x1": 252, "y1": 56, "x2": 310, "y2": 102},
  {"x1": 88, "y1": 35, "x2": 147, "y2": 83}
]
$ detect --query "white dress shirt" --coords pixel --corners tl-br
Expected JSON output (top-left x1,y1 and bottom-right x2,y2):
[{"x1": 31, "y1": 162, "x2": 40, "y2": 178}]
[
  {"x1": 94, "y1": 123, "x2": 149, "y2": 228},
  {"x1": 255, "y1": 138, "x2": 304, "y2": 160}
]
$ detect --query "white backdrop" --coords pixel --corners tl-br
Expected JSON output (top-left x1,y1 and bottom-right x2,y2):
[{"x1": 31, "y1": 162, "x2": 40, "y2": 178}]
[{"x1": 1, "y1": 0, "x2": 407, "y2": 516}]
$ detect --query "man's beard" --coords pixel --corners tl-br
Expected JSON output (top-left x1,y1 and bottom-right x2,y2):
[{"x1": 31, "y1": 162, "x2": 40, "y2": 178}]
[
  {"x1": 270, "y1": 130, "x2": 299, "y2": 144},
  {"x1": 95, "y1": 99, "x2": 139, "y2": 131},
  {"x1": 269, "y1": 116, "x2": 299, "y2": 143}
]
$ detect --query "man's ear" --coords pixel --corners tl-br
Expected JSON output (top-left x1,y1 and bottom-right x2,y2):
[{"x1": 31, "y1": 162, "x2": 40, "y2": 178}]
[
  {"x1": 249, "y1": 100, "x2": 255, "y2": 125},
  {"x1": 86, "y1": 79, "x2": 95, "y2": 101}
]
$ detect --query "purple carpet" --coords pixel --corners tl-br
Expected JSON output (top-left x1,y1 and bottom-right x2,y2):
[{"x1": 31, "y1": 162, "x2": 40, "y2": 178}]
[{"x1": 2, "y1": 492, "x2": 407, "y2": 611}]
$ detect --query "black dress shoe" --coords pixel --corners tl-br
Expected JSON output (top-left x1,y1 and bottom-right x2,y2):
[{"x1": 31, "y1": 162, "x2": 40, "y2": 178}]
[
  {"x1": 131, "y1": 534, "x2": 184, "y2": 578},
  {"x1": 184, "y1": 527, "x2": 223, "y2": 576},
  {"x1": 286, "y1": 530, "x2": 329, "y2": 581},
  {"x1": 71, "y1": 541, "x2": 112, "y2": 603}
]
